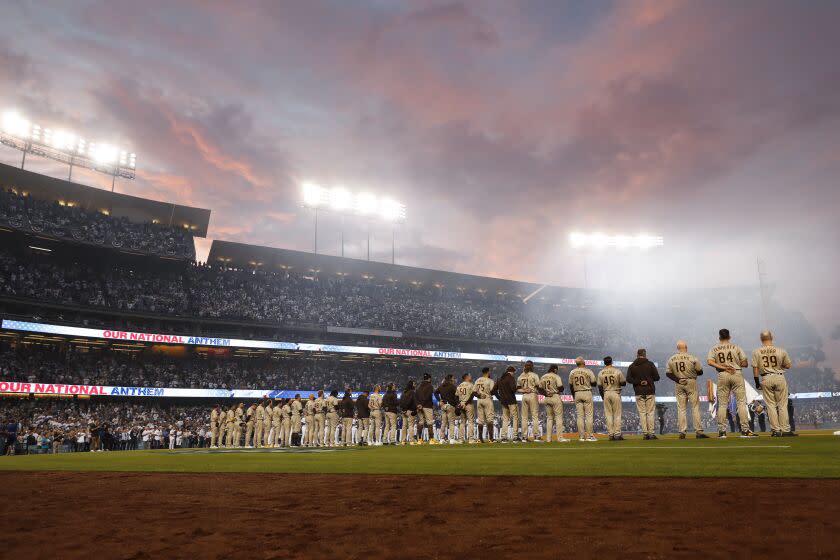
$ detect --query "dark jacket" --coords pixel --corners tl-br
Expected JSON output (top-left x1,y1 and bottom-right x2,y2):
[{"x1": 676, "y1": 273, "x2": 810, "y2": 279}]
[
  {"x1": 382, "y1": 391, "x2": 399, "y2": 414},
  {"x1": 434, "y1": 381, "x2": 459, "y2": 407},
  {"x1": 492, "y1": 372, "x2": 517, "y2": 406},
  {"x1": 355, "y1": 395, "x2": 370, "y2": 419},
  {"x1": 415, "y1": 380, "x2": 434, "y2": 409},
  {"x1": 399, "y1": 389, "x2": 416, "y2": 414},
  {"x1": 626, "y1": 358, "x2": 660, "y2": 396},
  {"x1": 339, "y1": 397, "x2": 355, "y2": 418}
]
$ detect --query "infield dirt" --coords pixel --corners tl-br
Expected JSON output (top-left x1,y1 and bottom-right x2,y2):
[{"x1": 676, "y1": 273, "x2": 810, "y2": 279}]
[{"x1": 3, "y1": 472, "x2": 838, "y2": 559}]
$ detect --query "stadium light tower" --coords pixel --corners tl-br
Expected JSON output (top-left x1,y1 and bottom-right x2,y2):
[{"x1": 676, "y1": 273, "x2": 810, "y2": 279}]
[
  {"x1": 301, "y1": 182, "x2": 406, "y2": 264},
  {"x1": 0, "y1": 109, "x2": 137, "y2": 191},
  {"x1": 567, "y1": 231, "x2": 664, "y2": 289}
]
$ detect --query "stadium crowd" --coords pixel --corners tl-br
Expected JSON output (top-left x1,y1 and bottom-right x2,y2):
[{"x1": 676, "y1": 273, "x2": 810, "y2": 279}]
[{"x1": 0, "y1": 188, "x2": 195, "y2": 258}]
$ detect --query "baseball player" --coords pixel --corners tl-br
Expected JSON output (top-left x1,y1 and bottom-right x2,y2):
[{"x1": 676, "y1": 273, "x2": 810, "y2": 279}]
[
  {"x1": 271, "y1": 400, "x2": 282, "y2": 447},
  {"x1": 339, "y1": 391, "x2": 355, "y2": 446},
  {"x1": 225, "y1": 405, "x2": 235, "y2": 447},
  {"x1": 493, "y1": 366, "x2": 519, "y2": 442},
  {"x1": 209, "y1": 405, "x2": 220, "y2": 449},
  {"x1": 435, "y1": 374, "x2": 459, "y2": 444},
  {"x1": 368, "y1": 385, "x2": 383, "y2": 445},
  {"x1": 356, "y1": 391, "x2": 370, "y2": 446},
  {"x1": 382, "y1": 383, "x2": 399, "y2": 445},
  {"x1": 473, "y1": 367, "x2": 495, "y2": 442},
  {"x1": 627, "y1": 348, "x2": 660, "y2": 440},
  {"x1": 303, "y1": 395, "x2": 316, "y2": 447},
  {"x1": 313, "y1": 390, "x2": 326, "y2": 447},
  {"x1": 456, "y1": 373, "x2": 477, "y2": 443},
  {"x1": 666, "y1": 341, "x2": 708, "y2": 439},
  {"x1": 540, "y1": 365, "x2": 569, "y2": 442},
  {"x1": 280, "y1": 399, "x2": 293, "y2": 447},
  {"x1": 244, "y1": 402, "x2": 256, "y2": 448},
  {"x1": 291, "y1": 395, "x2": 303, "y2": 446},
  {"x1": 597, "y1": 357, "x2": 626, "y2": 441},
  {"x1": 708, "y1": 329, "x2": 757, "y2": 438},
  {"x1": 752, "y1": 331, "x2": 796, "y2": 436},
  {"x1": 415, "y1": 374, "x2": 437, "y2": 444},
  {"x1": 517, "y1": 361, "x2": 541, "y2": 442},
  {"x1": 325, "y1": 390, "x2": 340, "y2": 447},
  {"x1": 399, "y1": 381, "x2": 418, "y2": 445},
  {"x1": 264, "y1": 400, "x2": 275, "y2": 446},
  {"x1": 233, "y1": 403, "x2": 244, "y2": 448},
  {"x1": 254, "y1": 400, "x2": 266, "y2": 448},
  {"x1": 569, "y1": 357, "x2": 597, "y2": 442}
]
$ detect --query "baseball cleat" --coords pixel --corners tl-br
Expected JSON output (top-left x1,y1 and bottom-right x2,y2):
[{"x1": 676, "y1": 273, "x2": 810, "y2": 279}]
[
  {"x1": 782, "y1": 431, "x2": 798, "y2": 437},
  {"x1": 557, "y1": 437, "x2": 570, "y2": 443},
  {"x1": 740, "y1": 430, "x2": 758, "y2": 438},
  {"x1": 586, "y1": 436, "x2": 598, "y2": 442},
  {"x1": 578, "y1": 438, "x2": 587, "y2": 442},
  {"x1": 696, "y1": 433, "x2": 709, "y2": 439},
  {"x1": 678, "y1": 433, "x2": 686, "y2": 439},
  {"x1": 608, "y1": 435, "x2": 615, "y2": 441},
  {"x1": 643, "y1": 434, "x2": 650, "y2": 440},
  {"x1": 614, "y1": 435, "x2": 625, "y2": 441},
  {"x1": 648, "y1": 434, "x2": 658, "y2": 440},
  {"x1": 718, "y1": 432, "x2": 727, "y2": 438}
]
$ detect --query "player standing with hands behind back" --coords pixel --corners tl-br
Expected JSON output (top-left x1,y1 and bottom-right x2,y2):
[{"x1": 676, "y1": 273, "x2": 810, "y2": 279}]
[
  {"x1": 666, "y1": 341, "x2": 708, "y2": 439},
  {"x1": 752, "y1": 331, "x2": 796, "y2": 437},
  {"x1": 569, "y1": 358, "x2": 597, "y2": 442},
  {"x1": 708, "y1": 329, "x2": 756, "y2": 438}
]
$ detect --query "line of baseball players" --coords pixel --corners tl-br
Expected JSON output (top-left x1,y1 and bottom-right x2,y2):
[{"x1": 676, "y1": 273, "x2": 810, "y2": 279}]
[{"x1": 207, "y1": 328, "x2": 797, "y2": 446}]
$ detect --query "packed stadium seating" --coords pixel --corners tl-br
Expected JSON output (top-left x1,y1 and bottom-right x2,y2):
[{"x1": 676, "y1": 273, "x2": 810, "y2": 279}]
[{"x1": 0, "y1": 188, "x2": 195, "y2": 259}]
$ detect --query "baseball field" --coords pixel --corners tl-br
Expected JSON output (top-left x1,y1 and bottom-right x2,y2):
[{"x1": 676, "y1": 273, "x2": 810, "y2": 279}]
[{"x1": 3, "y1": 433, "x2": 839, "y2": 559}]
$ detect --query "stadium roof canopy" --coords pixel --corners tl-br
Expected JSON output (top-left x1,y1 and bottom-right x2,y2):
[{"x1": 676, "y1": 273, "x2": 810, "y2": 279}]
[
  {"x1": 207, "y1": 239, "x2": 573, "y2": 299},
  {"x1": 0, "y1": 162, "x2": 211, "y2": 237}
]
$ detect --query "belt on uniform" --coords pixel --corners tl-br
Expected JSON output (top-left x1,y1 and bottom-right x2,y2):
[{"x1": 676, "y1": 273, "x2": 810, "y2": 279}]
[
  {"x1": 575, "y1": 388, "x2": 591, "y2": 392},
  {"x1": 760, "y1": 372, "x2": 783, "y2": 377}
]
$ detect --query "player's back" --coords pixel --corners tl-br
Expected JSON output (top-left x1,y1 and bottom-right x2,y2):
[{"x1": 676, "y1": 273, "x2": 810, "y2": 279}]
[
  {"x1": 597, "y1": 366, "x2": 624, "y2": 391},
  {"x1": 708, "y1": 342, "x2": 746, "y2": 371},
  {"x1": 539, "y1": 373, "x2": 563, "y2": 395},
  {"x1": 667, "y1": 353, "x2": 702, "y2": 378},
  {"x1": 752, "y1": 345, "x2": 791, "y2": 375},
  {"x1": 569, "y1": 368, "x2": 595, "y2": 392}
]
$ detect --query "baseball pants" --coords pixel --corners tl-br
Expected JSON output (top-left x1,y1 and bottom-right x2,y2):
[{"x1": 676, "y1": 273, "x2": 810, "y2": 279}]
[
  {"x1": 210, "y1": 426, "x2": 219, "y2": 447},
  {"x1": 574, "y1": 391, "x2": 594, "y2": 438},
  {"x1": 716, "y1": 373, "x2": 750, "y2": 432},
  {"x1": 369, "y1": 411, "x2": 382, "y2": 443},
  {"x1": 303, "y1": 416, "x2": 315, "y2": 445},
  {"x1": 500, "y1": 404, "x2": 519, "y2": 440},
  {"x1": 292, "y1": 416, "x2": 302, "y2": 435},
  {"x1": 635, "y1": 395, "x2": 656, "y2": 435},
  {"x1": 520, "y1": 394, "x2": 540, "y2": 440},
  {"x1": 245, "y1": 422, "x2": 254, "y2": 446},
  {"x1": 477, "y1": 398, "x2": 495, "y2": 423},
  {"x1": 401, "y1": 412, "x2": 416, "y2": 443},
  {"x1": 358, "y1": 418, "x2": 370, "y2": 442},
  {"x1": 542, "y1": 395, "x2": 564, "y2": 440},
  {"x1": 270, "y1": 422, "x2": 281, "y2": 446},
  {"x1": 603, "y1": 391, "x2": 622, "y2": 436},
  {"x1": 253, "y1": 421, "x2": 263, "y2": 447},
  {"x1": 341, "y1": 418, "x2": 353, "y2": 445},
  {"x1": 460, "y1": 403, "x2": 475, "y2": 441},
  {"x1": 440, "y1": 404, "x2": 456, "y2": 440},
  {"x1": 675, "y1": 379, "x2": 703, "y2": 434},
  {"x1": 761, "y1": 373, "x2": 791, "y2": 433},
  {"x1": 326, "y1": 412, "x2": 338, "y2": 446},
  {"x1": 384, "y1": 412, "x2": 398, "y2": 443},
  {"x1": 232, "y1": 424, "x2": 242, "y2": 447},
  {"x1": 313, "y1": 414, "x2": 325, "y2": 445}
]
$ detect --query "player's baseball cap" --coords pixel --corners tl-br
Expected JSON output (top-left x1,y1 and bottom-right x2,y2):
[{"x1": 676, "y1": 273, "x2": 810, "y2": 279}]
[
  {"x1": 423, "y1": 373, "x2": 432, "y2": 381},
  {"x1": 603, "y1": 356, "x2": 613, "y2": 365},
  {"x1": 719, "y1": 328, "x2": 731, "y2": 339}
]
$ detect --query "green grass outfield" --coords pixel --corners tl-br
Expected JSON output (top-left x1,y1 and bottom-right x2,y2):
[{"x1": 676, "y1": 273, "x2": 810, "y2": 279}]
[{"x1": 2, "y1": 432, "x2": 838, "y2": 478}]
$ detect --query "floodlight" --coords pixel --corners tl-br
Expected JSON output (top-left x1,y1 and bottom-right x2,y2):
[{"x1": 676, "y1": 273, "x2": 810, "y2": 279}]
[
  {"x1": 569, "y1": 232, "x2": 586, "y2": 248},
  {"x1": 92, "y1": 143, "x2": 118, "y2": 164},
  {"x1": 52, "y1": 130, "x2": 76, "y2": 152},
  {"x1": 379, "y1": 198, "x2": 404, "y2": 222},
  {"x1": 590, "y1": 232, "x2": 609, "y2": 249},
  {"x1": 329, "y1": 187, "x2": 353, "y2": 210},
  {"x1": 302, "y1": 182, "x2": 324, "y2": 207},
  {"x1": 2, "y1": 111, "x2": 30, "y2": 138},
  {"x1": 354, "y1": 192, "x2": 378, "y2": 215}
]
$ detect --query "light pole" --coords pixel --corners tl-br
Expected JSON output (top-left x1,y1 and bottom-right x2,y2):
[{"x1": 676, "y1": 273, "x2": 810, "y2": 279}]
[{"x1": 301, "y1": 183, "x2": 406, "y2": 261}]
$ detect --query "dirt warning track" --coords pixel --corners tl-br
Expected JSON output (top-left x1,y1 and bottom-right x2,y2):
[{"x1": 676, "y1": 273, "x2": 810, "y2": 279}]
[{"x1": 2, "y1": 472, "x2": 838, "y2": 559}]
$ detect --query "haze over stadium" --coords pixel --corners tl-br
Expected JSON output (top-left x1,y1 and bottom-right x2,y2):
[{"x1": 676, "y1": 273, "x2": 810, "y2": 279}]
[{"x1": 1, "y1": 2, "x2": 840, "y2": 559}]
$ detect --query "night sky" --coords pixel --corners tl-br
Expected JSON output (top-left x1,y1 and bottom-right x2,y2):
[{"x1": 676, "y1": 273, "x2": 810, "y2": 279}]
[{"x1": 1, "y1": 1, "x2": 838, "y2": 364}]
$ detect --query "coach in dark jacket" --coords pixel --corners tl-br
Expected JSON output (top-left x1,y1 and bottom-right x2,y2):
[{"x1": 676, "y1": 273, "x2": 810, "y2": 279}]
[
  {"x1": 383, "y1": 386, "x2": 399, "y2": 414},
  {"x1": 492, "y1": 366, "x2": 520, "y2": 441},
  {"x1": 626, "y1": 349, "x2": 661, "y2": 440},
  {"x1": 415, "y1": 374, "x2": 437, "y2": 442}
]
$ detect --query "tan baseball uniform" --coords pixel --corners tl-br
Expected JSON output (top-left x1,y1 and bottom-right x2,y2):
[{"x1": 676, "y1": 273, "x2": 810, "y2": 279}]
[
  {"x1": 254, "y1": 404, "x2": 265, "y2": 447},
  {"x1": 667, "y1": 353, "x2": 704, "y2": 434},
  {"x1": 708, "y1": 342, "x2": 750, "y2": 432},
  {"x1": 456, "y1": 381, "x2": 476, "y2": 442},
  {"x1": 597, "y1": 366, "x2": 625, "y2": 437},
  {"x1": 539, "y1": 372, "x2": 565, "y2": 441},
  {"x1": 209, "y1": 408, "x2": 220, "y2": 447},
  {"x1": 325, "y1": 396, "x2": 339, "y2": 446},
  {"x1": 271, "y1": 404, "x2": 283, "y2": 446},
  {"x1": 303, "y1": 400, "x2": 316, "y2": 446},
  {"x1": 752, "y1": 345, "x2": 792, "y2": 433},
  {"x1": 263, "y1": 405, "x2": 274, "y2": 446},
  {"x1": 517, "y1": 371, "x2": 541, "y2": 440},
  {"x1": 368, "y1": 392, "x2": 383, "y2": 444},
  {"x1": 313, "y1": 397, "x2": 326, "y2": 446},
  {"x1": 291, "y1": 399, "x2": 303, "y2": 437},
  {"x1": 473, "y1": 376, "x2": 495, "y2": 424},
  {"x1": 569, "y1": 367, "x2": 596, "y2": 439},
  {"x1": 280, "y1": 403, "x2": 292, "y2": 446},
  {"x1": 232, "y1": 406, "x2": 244, "y2": 447},
  {"x1": 245, "y1": 405, "x2": 256, "y2": 447},
  {"x1": 225, "y1": 408, "x2": 235, "y2": 447}
]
